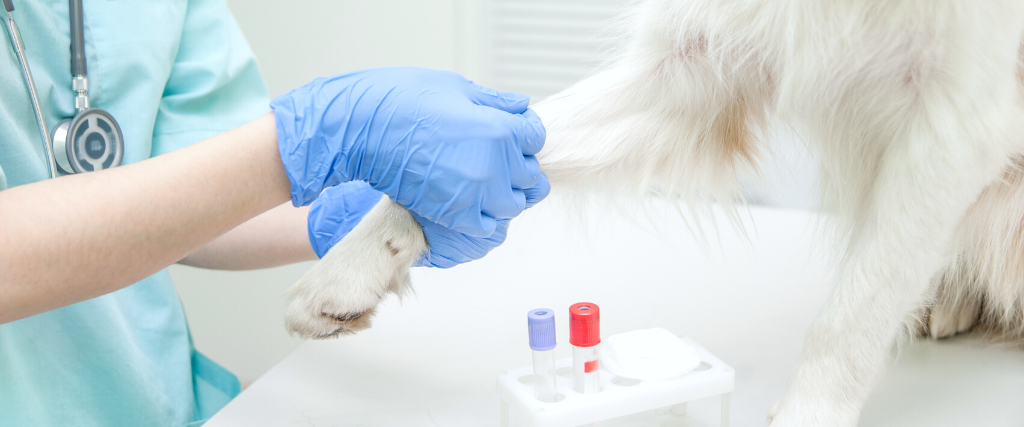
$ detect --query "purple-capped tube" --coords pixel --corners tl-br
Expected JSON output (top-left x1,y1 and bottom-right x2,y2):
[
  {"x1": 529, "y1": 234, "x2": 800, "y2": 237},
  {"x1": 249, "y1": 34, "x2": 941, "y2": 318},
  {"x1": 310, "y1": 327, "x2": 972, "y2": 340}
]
[{"x1": 528, "y1": 308, "x2": 559, "y2": 402}]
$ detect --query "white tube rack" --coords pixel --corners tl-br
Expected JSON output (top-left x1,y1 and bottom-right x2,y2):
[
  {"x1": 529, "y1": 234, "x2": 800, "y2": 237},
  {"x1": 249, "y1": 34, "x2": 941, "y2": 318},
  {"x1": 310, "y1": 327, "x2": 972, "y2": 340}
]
[{"x1": 497, "y1": 338, "x2": 734, "y2": 427}]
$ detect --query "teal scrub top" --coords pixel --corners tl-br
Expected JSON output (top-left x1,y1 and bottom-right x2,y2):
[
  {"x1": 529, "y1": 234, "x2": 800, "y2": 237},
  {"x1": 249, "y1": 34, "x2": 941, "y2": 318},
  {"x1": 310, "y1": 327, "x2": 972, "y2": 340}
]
[{"x1": 0, "y1": 0, "x2": 270, "y2": 425}]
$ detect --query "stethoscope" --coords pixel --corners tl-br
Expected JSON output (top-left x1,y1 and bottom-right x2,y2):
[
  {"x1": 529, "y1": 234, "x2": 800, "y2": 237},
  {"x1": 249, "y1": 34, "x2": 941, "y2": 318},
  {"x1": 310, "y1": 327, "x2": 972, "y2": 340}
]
[{"x1": 3, "y1": 0, "x2": 123, "y2": 179}]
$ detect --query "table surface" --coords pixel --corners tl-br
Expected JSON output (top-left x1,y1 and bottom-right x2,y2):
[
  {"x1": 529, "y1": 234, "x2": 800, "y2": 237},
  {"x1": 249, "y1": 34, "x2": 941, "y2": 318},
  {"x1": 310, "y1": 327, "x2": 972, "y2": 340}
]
[{"x1": 206, "y1": 200, "x2": 1024, "y2": 427}]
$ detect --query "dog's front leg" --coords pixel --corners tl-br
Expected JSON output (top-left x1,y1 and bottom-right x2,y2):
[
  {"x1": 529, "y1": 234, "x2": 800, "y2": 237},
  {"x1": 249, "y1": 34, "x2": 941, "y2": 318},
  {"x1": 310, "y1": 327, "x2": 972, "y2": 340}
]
[
  {"x1": 768, "y1": 116, "x2": 1022, "y2": 426},
  {"x1": 285, "y1": 196, "x2": 426, "y2": 338}
]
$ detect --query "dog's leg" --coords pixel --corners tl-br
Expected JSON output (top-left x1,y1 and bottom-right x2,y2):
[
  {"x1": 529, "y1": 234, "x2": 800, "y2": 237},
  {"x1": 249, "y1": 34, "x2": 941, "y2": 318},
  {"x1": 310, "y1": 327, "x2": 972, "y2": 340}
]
[
  {"x1": 770, "y1": 126, "x2": 1020, "y2": 427},
  {"x1": 284, "y1": 196, "x2": 425, "y2": 338},
  {"x1": 531, "y1": 0, "x2": 774, "y2": 202},
  {"x1": 766, "y1": 2, "x2": 1024, "y2": 422},
  {"x1": 770, "y1": 46, "x2": 1024, "y2": 427}
]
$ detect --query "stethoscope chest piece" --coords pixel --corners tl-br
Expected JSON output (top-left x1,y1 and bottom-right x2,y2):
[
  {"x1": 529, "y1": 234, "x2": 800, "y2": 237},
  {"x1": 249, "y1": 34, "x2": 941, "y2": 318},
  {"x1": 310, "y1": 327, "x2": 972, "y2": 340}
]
[
  {"x1": 51, "y1": 108, "x2": 124, "y2": 173},
  {"x1": 5, "y1": 0, "x2": 125, "y2": 178}
]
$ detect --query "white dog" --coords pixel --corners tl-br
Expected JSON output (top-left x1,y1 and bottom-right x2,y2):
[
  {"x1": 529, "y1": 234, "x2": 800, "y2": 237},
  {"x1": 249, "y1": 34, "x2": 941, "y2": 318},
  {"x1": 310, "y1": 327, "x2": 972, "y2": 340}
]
[{"x1": 284, "y1": 0, "x2": 1024, "y2": 425}]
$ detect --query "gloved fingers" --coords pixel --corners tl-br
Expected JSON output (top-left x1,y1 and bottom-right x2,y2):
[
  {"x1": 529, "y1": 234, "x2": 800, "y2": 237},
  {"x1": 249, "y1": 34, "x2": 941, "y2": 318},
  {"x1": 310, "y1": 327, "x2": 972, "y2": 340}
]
[
  {"x1": 523, "y1": 173, "x2": 551, "y2": 209},
  {"x1": 412, "y1": 211, "x2": 472, "y2": 268},
  {"x1": 506, "y1": 152, "x2": 542, "y2": 198},
  {"x1": 488, "y1": 218, "x2": 512, "y2": 243},
  {"x1": 446, "y1": 210, "x2": 498, "y2": 238},
  {"x1": 416, "y1": 240, "x2": 466, "y2": 269},
  {"x1": 467, "y1": 83, "x2": 530, "y2": 114},
  {"x1": 511, "y1": 189, "x2": 527, "y2": 213},
  {"x1": 415, "y1": 218, "x2": 511, "y2": 268},
  {"x1": 476, "y1": 161, "x2": 529, "y2": 220},
  {"x1": 513, "y1": 108, "x2": 546, "y2": 156},
  {"x1": 479, "y1": 190, "x2": 525, "y2": 222}
]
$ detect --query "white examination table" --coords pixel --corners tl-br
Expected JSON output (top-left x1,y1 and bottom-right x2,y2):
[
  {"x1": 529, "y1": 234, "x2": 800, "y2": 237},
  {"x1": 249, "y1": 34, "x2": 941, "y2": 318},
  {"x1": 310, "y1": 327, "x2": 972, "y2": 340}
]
[{"x1": 206, "y1": 201, "x2": 1024, "y2": 426}]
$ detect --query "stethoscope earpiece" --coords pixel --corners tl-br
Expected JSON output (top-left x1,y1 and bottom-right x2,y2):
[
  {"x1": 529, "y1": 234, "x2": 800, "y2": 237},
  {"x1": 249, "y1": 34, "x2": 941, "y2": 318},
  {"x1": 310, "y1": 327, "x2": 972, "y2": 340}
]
[{"x1": 51, "y1": 108, "x2": 124, "y2": 174}]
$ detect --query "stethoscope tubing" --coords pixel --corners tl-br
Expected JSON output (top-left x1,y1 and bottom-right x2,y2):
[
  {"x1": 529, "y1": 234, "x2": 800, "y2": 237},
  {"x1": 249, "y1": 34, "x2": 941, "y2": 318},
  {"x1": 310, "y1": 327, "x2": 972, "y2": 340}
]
[{"x1": 4, "y1": 10, "x2": 57, "y2": 179}]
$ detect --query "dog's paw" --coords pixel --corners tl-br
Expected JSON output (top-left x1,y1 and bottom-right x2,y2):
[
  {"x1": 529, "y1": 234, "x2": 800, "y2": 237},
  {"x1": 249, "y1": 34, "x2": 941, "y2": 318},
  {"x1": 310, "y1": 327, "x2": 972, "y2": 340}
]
[
  {"x1": 768, "y1": 366, "x2": 860, "y2": 427},
  {"x1": 923, "y1": 298, "x2": 981, "y2": 339},
  {"x1": 917, "y1": 284, "x2": 982, "y2": 339},
  {"x1": 768, "y1": 391, "x2": 858, "y2": 427},
  {"x1": 284, "y1": 196, "x2": 427, "y2": 339}
]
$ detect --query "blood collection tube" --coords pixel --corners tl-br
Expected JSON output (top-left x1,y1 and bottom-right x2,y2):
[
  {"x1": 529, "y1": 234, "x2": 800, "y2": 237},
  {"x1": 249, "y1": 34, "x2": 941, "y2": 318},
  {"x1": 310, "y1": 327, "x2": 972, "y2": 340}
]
[
  {"x1": 569, "y1": 302, "x2": 601, "y2": 394},
  {"x1": 528, "y1": 308, "x2": 558, "y2": 402}
]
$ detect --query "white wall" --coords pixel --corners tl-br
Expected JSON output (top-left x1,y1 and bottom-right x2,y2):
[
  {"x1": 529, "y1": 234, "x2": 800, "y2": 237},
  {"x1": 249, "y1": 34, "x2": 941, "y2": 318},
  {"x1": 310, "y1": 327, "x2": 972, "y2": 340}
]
[{"x1": 229, "y1": 0, "x2": 462, "y2": 97}]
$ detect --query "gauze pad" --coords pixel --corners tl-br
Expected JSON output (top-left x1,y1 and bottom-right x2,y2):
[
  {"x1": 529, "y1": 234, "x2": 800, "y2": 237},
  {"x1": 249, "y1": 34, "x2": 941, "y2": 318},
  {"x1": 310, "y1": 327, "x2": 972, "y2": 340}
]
[{"x1": 600, "y1": 328, "x2": 701, "y2": 381}]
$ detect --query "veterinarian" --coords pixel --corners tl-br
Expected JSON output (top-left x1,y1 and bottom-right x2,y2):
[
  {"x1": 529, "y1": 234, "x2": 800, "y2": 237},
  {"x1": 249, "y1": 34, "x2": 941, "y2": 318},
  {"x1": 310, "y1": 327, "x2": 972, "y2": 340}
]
[{"x1": 0, "y1": 1, "x2": 548, "y2": 426}]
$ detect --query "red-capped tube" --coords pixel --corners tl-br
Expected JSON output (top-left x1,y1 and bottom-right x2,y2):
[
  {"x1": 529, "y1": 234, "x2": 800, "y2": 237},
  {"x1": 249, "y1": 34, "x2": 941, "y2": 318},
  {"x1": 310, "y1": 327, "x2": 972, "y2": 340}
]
[
  {"x1": 570, "y1": 302, "x2": 601, "y2": 394},
  {"x1": 569, "y1": 302, "x2": 600, "y2": 347}
]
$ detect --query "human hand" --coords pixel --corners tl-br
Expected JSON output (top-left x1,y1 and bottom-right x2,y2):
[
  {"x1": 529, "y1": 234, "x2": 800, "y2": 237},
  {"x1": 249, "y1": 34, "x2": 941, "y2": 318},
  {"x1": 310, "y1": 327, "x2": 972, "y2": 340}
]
[{"x1": 272, "y1": 67, "x2": 549, "y2": 237}]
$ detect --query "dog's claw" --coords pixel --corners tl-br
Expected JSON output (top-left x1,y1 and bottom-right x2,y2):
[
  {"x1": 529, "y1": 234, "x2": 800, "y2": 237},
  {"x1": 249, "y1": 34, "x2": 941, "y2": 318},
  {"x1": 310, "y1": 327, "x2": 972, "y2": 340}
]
[
  {"x1": 312, "y1": 328, "x2": 346, "y2": 340},
  {"x1": 325, "y1": 311, "x2": 365, "y2": 323}
]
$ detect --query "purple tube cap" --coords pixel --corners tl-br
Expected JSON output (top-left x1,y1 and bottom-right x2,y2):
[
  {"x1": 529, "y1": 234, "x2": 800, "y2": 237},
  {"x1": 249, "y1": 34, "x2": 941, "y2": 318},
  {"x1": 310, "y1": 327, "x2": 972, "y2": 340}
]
[{"x1": 528, "y1": 308, "x2": 557, "y2": 351}]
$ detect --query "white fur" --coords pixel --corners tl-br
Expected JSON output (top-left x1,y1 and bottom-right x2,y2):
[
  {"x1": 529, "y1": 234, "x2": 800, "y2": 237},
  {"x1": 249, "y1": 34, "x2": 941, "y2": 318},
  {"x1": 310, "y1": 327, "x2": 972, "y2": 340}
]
[{"x1": 284, "y1": 0, "x2": 1024, "y2": 424}]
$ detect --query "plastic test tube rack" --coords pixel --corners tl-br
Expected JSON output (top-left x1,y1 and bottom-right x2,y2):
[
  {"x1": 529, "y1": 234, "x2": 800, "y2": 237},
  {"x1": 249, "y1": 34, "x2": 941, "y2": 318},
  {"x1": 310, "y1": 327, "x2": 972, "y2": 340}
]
[{"x1": 496, "y1": 337, "x2": 734, "y2": 427}]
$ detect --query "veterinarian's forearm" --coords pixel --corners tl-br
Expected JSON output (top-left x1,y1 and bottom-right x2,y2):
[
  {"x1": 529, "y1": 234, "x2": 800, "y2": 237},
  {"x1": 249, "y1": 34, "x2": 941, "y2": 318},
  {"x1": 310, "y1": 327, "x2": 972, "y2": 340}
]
[
  {"x1": 178, "y1": 202, "x2": 318, "y2": 270},
  {"x1": 0, "y1": 113, "x2": 290, "y2": 324}
]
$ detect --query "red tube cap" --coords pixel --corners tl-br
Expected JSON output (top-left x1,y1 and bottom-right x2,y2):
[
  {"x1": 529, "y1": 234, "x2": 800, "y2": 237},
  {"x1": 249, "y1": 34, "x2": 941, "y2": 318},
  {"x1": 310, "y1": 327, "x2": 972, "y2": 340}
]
[{"x1": 569, "y1": 302, "x2": 600, "y2": 347}]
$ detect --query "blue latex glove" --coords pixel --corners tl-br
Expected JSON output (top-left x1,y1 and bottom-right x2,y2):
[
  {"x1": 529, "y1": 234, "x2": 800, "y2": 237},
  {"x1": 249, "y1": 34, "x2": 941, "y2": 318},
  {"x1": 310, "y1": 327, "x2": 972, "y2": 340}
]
[
  {"x1": 414, "y1": 173, "x2": 549, "y2": 267},
  {"x1": 307, "y1": 181, "x2": 384, "y2": 259},
  {"x1": 309, "y1": 181, "x2": 537, "y2": 267},
  {"x1": 273, "y1": 67, "x2": 549, "y2": 238}
]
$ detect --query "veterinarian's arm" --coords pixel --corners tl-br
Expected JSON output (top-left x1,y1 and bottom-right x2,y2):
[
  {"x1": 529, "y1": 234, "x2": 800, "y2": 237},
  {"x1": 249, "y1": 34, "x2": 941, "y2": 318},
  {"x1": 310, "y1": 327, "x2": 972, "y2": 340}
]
[
  {"x1": 0, "y1": 114, "x2": 291, "y2": 324},
  {"x1": 179, "y1": 181, "x2": 383, "y2": 270},
  {"x1": 2, "y1": 67, "x2": 552, "y2": 323},
  {"x1": 177, "y1": 202, "x2": 317, "y2": 270},
  {"x1": 179, "y1": 177, "x2": 517, "y2": 271}
]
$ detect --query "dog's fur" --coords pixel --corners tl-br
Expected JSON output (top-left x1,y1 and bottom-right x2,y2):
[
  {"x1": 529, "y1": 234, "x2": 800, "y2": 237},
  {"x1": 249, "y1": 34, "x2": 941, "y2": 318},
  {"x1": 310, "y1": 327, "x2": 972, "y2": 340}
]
[{"x1": 284, "y1": 0, "x2": 1024, "y2": 424}]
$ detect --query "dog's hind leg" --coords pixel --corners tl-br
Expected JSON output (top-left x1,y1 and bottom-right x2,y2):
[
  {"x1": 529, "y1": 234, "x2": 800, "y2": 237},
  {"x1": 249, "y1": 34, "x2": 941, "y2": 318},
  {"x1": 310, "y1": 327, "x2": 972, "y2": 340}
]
[{"x1": 923, "y1": 159, "x2": 1024, "y2": 340}]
